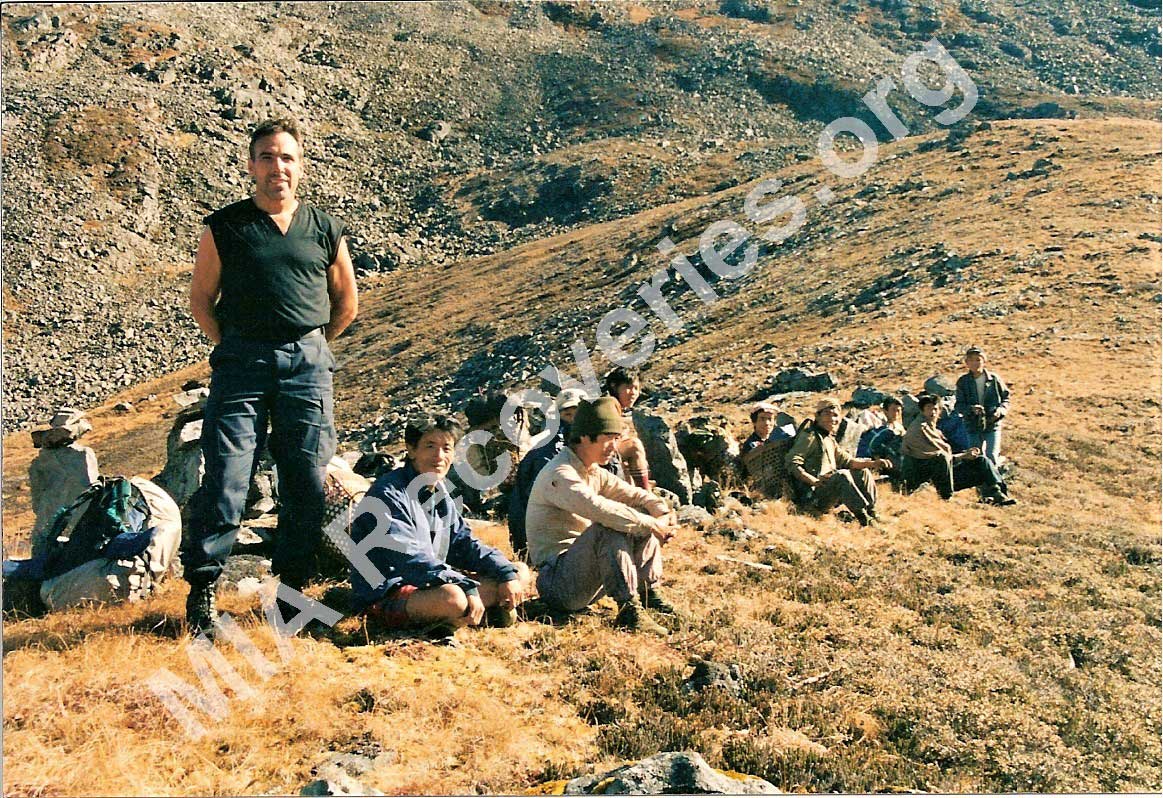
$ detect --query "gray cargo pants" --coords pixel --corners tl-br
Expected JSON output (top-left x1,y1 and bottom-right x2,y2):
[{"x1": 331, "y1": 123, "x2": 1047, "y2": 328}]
[{"x1": 536, "y1": 524, "x2": 662, "y2": 611}]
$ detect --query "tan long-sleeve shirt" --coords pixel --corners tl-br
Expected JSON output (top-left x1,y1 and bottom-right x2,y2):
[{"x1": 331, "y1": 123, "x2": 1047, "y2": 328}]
[
  {"x1": 900, "y1": 416, "x2": 952, "y2": 459},
  {"x1": 525, "y1": 446, "x2": 668, "y2": 568}
]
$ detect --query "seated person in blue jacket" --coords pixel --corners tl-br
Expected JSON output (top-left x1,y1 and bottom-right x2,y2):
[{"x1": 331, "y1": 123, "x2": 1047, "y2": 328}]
[
  {"x1": 859, "y1": 396, "x2": 907, "y2": 482},
  {"x1": 741, "y1": 401, "x2": 793, "y2": 454},
  {"x1": 900, "y1": 394, "x2": 1016, "y2": 506},
  {"x1": 954, "y1": 345, "x2": 1010, "y2": 464},
  {"x1": 349, "y1": 414, "x2": 533, "y2": 631},
  {"x1": 508, "y1": 387, "x2": 588, "y2": 561}
]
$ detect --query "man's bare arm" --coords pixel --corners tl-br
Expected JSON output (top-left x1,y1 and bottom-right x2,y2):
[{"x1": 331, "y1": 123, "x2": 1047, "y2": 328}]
[
  {"x1": 190, "y1": 227, "x2": 223, "y2": 345},
  {"x1": 324, "y1": 238, "x2": 358, "y2": 342}
]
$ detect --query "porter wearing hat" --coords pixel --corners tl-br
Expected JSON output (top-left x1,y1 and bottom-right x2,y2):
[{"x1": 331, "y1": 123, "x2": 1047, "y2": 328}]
[
  {"x1": 784, "y1": 399, "x2": 891, "y2": 528},
  {"x1": 742, "y1": 401, "x2": 792, "y2": 454},
  {"x1": 526, "y1": 397, "x2": 679, "y2": 635}
]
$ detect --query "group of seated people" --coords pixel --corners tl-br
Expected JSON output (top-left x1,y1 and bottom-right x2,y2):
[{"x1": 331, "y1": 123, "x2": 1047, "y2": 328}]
[
  {"x1": 744, "y1": 345, "x2": 1016, "y2": 528},
  {"x1": 346, "y1": 345, "x2": 1015, "y2": 639}
]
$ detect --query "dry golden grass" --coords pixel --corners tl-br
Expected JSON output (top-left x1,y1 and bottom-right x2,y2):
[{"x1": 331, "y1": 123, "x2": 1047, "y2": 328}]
[{"x1": 3, "y1": 117, "x2": 1160, "y2": 794}]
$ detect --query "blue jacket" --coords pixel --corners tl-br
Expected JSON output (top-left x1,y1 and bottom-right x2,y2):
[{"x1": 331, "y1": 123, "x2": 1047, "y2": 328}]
[
  {"x1": 508, "y1": 423, "x2": 569, "y2": 558},
  {"x1": 349, "y1": 462, "x2": 519, "y2": 613},
  {"x1": 954, "y1": 369, "x2": 1010, "y2": 433}
]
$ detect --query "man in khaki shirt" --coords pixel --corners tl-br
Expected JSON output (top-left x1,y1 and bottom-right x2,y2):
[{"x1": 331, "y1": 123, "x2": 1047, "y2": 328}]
[
  {"x1": 527, "y1": 397, "x2": 677, "y2": 634},
  {"x1": 785, "y1": 399, "x2": 891, "y2": 527}
]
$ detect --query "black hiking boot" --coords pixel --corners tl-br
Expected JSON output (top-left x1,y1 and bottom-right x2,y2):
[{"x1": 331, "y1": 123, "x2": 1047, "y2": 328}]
[
  {"x1": 987, "y1": 491, "x2": 1018, "y2": 506},
  {"x1": 642, "y1": 585, "x2": 678, "y2": 617},
  {"x1": 185, "y1": 581, "x2": 218, "y2": 642},
  {"x1": 614, "y1": 598, "x2": 668, "y2": 636}
]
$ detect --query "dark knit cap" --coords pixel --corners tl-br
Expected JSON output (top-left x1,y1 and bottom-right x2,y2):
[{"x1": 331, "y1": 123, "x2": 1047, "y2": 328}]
[{"x1": 571, "y1": 397, "x2": 624, "y2": 439}]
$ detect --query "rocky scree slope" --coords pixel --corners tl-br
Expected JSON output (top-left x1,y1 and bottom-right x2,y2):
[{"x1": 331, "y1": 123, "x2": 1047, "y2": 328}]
[{"x1": 1, "y1": 0, "x2": 1158, "y2": 431}]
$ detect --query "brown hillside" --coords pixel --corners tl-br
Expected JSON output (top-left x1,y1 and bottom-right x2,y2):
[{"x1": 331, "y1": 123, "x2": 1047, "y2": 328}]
[{"x1": 2, "y1": 117, "x2": 1160, "y2": 795}]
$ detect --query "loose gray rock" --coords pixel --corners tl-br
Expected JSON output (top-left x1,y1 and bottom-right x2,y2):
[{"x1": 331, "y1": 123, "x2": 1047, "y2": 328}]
[
  {"x1": 677, "y1": 504, "x2": 713, "y2": 528},
  {"x1": 30, "y1": 407, "x2": 92, "y2": 448},
  {"x1": 775, "y1": 411, "x2": 799, "y2": 429},
  {"x1": 692, "y1": 480, "x2": 724, "y2": 514},
  {"x1": 563, "y1": 751, "x2": 778, "y2": 794},
  {"x1": 851, "y1": 386, "x2": 891, "y2": 407},
  {"x1": 683, "y1": 660, "x2": 744, "y2": 696},
  {"x1": 300, "y1": 776, "x2": 382, "y2": 797},
  {"x1": 632, "y1": 410, "x2": 692, "y2": 505},
  {"x1": 923, "y1": 375, "x2": 956, "y2": 398},
  {"x1": 173, "y1": 387, "x2": 210, "y2": 408},
  {"x1": 900, "y1": 391, "x2": 921, "y2": 428}
]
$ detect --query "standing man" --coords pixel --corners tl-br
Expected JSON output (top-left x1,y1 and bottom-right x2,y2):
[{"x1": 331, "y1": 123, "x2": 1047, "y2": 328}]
[
  {"x1": 954, "y1": 345, "x2": 1010, "y2": 464},
  {"x1": 182, "y1": 118, "x2": 358, "y2": 639}
]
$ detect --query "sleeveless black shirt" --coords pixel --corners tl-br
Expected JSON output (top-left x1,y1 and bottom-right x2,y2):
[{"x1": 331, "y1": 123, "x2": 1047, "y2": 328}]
[{"x1": 205, "y1": 199, "x2": 347, "y2": 340}]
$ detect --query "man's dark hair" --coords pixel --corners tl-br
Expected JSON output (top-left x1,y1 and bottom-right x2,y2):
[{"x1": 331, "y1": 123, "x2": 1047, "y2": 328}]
[
  {"x1": 917, "y1": 394, "x2": 939, "y2": 411},
  {"x1": 465, "y1": 392, "x2": 509, "y2": 429},
  {"x1": 249, "y1": 118, "x2": 304, "y2": 159},
  {"x1": 883, "y1": 396, "x2": 903, "y2": 410},
  {"x1": 603, "y1": 366, "x2": 640, "y2": 396},
  {"x1": 750, "y1": 406, "x2": 775, "y2": 422},
  {"x1": 404, "y1": 414, "x2": 463, "y2": 448}
]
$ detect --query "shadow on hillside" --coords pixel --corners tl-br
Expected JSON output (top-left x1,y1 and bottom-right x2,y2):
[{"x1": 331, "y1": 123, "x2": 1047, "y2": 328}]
[
  {"x1": 2, "y1": 609, "x2": 187, "y2": 654},
  {"x1": 313, "y1": 589, "x2": 585, "y2": 650}
]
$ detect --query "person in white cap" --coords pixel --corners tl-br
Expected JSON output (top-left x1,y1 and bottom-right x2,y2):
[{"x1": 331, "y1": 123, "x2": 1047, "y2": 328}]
[
  {"x1": 741, "y1": 401, "x2": 793, "y2": 454},
  {"x1": 507, "y1": 388, "x2": 589, "y2": 560}
]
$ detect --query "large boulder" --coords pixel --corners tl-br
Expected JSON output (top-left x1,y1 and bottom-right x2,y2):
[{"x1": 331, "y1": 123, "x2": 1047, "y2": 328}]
[
  {"x1": 153, "y1": 405, "x2": 277, "y2": 516},
  {"x1": 923, "y1": 374, "x2": 956, "y2": 397},
  {"x1": 153, "y1": 406, "x2": 205, "y2": 507},
  {"x1": 561, "y1": 751, "x2": 778, "y2": 794},
  {"x1": 851, "y1": 385, "x2": 891, "y2": 407},
  {"x1": 754, "y1": 368, "x2": 837, "y2": 398},
  {"x1": 632, "y1": 410, "x2": 692, "y2": 505},
  {"x1": 28, "y1": 443, "x2": 100, "y2": 555}
]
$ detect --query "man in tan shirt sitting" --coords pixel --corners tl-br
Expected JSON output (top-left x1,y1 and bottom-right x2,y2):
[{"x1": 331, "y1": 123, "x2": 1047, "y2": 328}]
[
  {"x1": 785, "y1": 399, "x2": 892, "y2": 528},
  {"x1": 900, "y1": 394, "x2": 1016, "y2": 505},
  {"x1": 526, "y1": 397, "x2": 678, "y2": 635}
]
